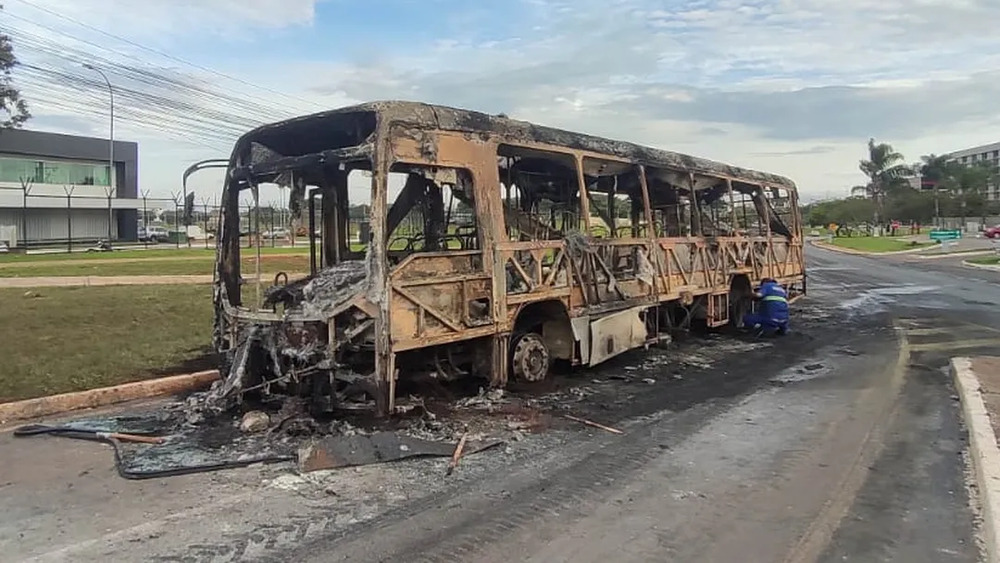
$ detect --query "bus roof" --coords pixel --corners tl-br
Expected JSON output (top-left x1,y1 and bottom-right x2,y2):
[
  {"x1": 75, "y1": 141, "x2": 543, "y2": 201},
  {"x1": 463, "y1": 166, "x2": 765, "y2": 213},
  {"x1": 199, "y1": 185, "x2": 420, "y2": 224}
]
[{"x1": 238, "y1": 100, "x2": 797, "y2": 190}]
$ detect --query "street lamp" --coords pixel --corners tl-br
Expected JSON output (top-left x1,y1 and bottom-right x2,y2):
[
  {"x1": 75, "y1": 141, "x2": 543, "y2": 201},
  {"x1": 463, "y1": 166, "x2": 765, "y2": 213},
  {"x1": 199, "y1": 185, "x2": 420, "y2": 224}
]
[{"x1": 83, "y1": 63, "x2": 115, "y2": 242}]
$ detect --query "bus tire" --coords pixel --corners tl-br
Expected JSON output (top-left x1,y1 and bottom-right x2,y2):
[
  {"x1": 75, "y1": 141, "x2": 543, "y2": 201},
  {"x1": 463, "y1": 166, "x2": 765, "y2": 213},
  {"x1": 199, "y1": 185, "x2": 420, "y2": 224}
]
[{"x1": 509, "y1": 332, "x2": 550, "y2": 383}]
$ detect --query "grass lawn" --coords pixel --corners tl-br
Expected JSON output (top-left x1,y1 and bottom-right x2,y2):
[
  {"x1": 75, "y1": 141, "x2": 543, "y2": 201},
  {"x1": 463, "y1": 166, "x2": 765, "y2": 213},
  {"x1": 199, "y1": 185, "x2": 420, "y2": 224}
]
[
  {"x1": 967, "y1": 256, "x2": 1000, "y2": 265},
  {"x1": 829, "y1": 237, "x2": 936, "y2": 253},
  {"x1": 0, "y1": 254, "x2": 310, "y2": 277},
  {"x1": 0, "y1": 285, "x2": 215, "y2": 402}
]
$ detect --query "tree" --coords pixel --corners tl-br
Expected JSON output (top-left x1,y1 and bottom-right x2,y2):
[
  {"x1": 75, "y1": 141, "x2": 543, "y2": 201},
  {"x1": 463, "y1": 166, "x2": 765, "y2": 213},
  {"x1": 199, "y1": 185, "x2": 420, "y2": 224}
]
[
  {"x1": 919, "y1": 154, "x2": 951, "y2": 185},
  {"x1": 886, "y1": 190, "x2": 936, "y2": 223},
  {"x1": 852, "y1": 138, "x2": 911, "y2": 225},
  {"x1": 942, "y1": 161, "x2": 994, "y2": 226},
  {"x1": 803, "y1": 196, "x2": 874, "y2": 228},
  {"x1": 0, "y1": 4, "x2": 30, "y2": 129},
  {"x1": 918, "y1": 154, "x2": 954, "y2": 224}
]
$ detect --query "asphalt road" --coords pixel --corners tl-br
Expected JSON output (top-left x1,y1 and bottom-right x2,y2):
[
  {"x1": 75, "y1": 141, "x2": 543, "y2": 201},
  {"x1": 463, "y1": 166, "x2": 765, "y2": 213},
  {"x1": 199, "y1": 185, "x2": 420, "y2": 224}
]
[
  {"x1": 2, "y1": 243, "x2": 999, "y2": 562},
  {"x1": 275, "y1": 245, "x2": 999, "y2": 562}
]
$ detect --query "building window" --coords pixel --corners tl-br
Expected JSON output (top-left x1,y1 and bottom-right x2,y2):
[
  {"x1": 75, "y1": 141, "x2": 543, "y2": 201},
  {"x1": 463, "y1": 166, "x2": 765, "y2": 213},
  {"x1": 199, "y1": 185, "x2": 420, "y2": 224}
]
[
  {"x1": 962, "y1": 156, "x2": 969, "y2": 163},
  {"x1": 0, "y1": 157, "x2": 110, "y2": 186}
]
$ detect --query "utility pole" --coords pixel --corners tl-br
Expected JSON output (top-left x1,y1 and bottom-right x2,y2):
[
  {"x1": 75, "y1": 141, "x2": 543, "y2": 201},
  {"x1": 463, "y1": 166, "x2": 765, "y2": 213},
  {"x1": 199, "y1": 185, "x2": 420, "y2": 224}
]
[
  {"x1": 83, "y1": 63, "x2": 115, "y2": 241},
  {"x1": 141, "y1": 189, "x2": 150, "y2": 248},
  {"x1": 19, "y1": 176, "x2": 32, "y2": 249}
]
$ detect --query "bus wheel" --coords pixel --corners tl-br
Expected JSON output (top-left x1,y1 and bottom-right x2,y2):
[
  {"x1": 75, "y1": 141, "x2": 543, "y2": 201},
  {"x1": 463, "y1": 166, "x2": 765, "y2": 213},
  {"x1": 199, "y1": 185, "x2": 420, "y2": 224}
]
[{"x1": 510, "y1": 332, "x2": 550, "y2": 382}]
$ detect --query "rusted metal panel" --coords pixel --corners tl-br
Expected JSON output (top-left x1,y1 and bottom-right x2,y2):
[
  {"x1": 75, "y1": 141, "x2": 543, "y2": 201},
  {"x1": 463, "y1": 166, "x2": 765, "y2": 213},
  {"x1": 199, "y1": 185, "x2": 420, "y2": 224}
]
[
  {"x1": 389, "y1": 278, "x2": 492, "y2": 340},
  {"x1": 706, "y1": 292, "x2": 730, "y2": 327},
  {"x1": 588, "y1": 306, "x2": 648, "y2": 366},
  {"x1": 390, "y1": 252, "x2": 482, "y2": 281},
  {"x1": 391, "y1": 326, "x2": 499, "y2": 352},
  {"x1": 230, "y1": 101, "x2": 796, "y2": 187},
  {"x1": 371, "y1": 132, "x2": 392, "y2": 417}
]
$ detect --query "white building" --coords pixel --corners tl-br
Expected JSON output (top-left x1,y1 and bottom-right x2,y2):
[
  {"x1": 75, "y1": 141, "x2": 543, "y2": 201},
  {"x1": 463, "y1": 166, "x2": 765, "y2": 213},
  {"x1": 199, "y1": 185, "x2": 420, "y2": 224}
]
[
  {"x1": 945, "y1": 141, "x2": 1000, "y2": 201},
  {"x1": 0, "y1": 128, "x2": 140, "y2": 247}
]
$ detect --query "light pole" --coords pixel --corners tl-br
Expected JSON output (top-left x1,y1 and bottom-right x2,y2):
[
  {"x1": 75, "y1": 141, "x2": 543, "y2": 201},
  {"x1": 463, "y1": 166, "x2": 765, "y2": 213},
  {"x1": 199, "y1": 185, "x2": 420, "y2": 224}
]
[{"x1": 83, "y1": 63, "x2": 115, "y2": 242}]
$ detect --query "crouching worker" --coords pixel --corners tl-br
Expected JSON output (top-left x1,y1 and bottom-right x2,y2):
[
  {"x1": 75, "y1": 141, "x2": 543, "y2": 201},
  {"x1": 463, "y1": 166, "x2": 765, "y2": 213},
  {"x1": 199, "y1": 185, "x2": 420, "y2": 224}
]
[{"x1": 742, "y1": 278, "x2": 789, "y2": 335}]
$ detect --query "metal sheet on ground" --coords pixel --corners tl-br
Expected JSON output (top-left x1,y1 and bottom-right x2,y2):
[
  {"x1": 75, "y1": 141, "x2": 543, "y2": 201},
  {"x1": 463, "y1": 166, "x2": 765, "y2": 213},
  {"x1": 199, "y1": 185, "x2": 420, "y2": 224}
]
[
  {"x1": 298, "y1": 432, "x2": 503, "y2": 472},
  {"x1": 16, "y1": 412, "x2": 298, "y2": 478},
  {"x1": 15, "y1": 411, "x2": 499, "y2": 479}
]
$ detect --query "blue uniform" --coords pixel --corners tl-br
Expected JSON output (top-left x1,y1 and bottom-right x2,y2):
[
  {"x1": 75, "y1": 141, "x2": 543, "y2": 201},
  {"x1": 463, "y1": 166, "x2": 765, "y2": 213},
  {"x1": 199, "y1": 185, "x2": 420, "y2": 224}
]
[{"x1": 742, "y1": 280, "x2": 789, "y2": 334}]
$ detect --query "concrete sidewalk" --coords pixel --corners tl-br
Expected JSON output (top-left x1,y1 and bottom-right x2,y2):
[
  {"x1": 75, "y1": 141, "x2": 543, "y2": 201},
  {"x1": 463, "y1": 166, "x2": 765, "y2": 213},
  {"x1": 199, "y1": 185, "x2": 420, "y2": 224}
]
[
  {"x1": 0, "y1": 273, "x2": 310, "y2": 288},
  {"x1": 953, "y1": 356, "x2": 1000, "y2": 563},
  {"x1": 0, "y1": 255, "x2": 214, "y2": 268},
  {"x1": 0, "y1": 275, "x2": 215, "y2": 287},
  {"x1": 920, "y1": 236, "x2": 997, "y2": 255},
  {"x1": 0, "y1": 250, "x2": 308, "y2": 269}
]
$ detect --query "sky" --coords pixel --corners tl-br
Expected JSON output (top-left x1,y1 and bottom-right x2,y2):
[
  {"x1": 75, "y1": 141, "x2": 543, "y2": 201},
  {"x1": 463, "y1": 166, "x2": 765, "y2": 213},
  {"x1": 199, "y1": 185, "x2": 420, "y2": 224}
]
[{"x1": 3, "y1": 0, "x2": 1000, "y2": 206}]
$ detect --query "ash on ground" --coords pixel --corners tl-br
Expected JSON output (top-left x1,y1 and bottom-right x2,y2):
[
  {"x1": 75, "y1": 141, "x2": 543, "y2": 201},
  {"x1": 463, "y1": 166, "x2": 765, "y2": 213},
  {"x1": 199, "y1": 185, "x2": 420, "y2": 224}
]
[{"x1": 126, "y1": 320, "x2": 802, "y2": 479}]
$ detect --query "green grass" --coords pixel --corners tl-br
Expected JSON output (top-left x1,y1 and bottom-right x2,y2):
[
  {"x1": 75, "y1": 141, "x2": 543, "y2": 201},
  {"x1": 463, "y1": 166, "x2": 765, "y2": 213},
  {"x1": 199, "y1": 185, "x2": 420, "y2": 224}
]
[
  {"x1": 967, "y1": 256, "x2": 1000, "y2": 265},
  {"x1": 0, "y1": 254, "x2": 310, "y2": 277},
  {"x1": 923, "y1": 247, "x2": 997, "y2": 256},
  {"x1": 0, "y1": 285, "x2": 215, "y2": 402},
  {"x1": 829, "y1": 237, "x2": 935, "y2": 253}
]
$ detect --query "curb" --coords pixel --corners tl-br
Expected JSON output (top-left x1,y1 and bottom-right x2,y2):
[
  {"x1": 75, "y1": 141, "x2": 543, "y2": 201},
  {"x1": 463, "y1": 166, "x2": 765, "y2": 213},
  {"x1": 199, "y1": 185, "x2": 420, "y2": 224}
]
[
  {"x1": 916, "y1": 250, "x2": 997, "y2": 260},
  {"x1": 809, "y1": 239, "x2": 938, "y2": 257},
  {"x1": 0, "y1": 369, "x2": 220, "y2": 424},
  {"x1": 963, "y1": 260, "x2": 1000, "y2": 272},
  {"x1": 952, "y1": 357, "x2": 1000, "y2": 563}
]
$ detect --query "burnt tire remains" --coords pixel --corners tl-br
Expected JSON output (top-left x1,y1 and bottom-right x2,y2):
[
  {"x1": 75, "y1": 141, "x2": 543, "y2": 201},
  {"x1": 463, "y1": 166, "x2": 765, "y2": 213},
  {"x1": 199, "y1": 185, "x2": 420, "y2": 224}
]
[{"x1": 510, "y1": 332, "x2": 550, "y2": 383}]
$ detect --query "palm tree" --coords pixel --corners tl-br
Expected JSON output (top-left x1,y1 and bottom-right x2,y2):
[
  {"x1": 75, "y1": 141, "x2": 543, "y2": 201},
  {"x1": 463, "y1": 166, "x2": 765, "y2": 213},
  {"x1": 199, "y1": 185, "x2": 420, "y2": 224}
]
[{"x1": 852, "y1": 138, "x2": 911, "y2": 227}]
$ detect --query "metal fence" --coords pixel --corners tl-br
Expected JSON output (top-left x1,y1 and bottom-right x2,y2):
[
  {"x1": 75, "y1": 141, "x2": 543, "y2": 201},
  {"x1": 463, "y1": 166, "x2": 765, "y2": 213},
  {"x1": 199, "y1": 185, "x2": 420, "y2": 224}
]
[
  {"x1": 1, "y1": 182, "x2": 476, "y2": 255},
  {"x1": 0, "y1": 183, "x2": 181, "y2": 252},
  {"x1": 933, "y1": 216, "x2": 1000, "y2": 232}
]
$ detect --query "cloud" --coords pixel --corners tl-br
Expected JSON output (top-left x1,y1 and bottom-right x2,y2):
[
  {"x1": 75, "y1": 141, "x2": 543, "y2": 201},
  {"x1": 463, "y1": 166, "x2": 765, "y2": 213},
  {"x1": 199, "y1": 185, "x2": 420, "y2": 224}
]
[
  {"x1": 5, "y1": 0, "x2": 1000, "y2": 200},
  {"x1": 10, "y1": 0, "x2": 323, "y2": 44},
  {"x1": 617, "y1": 71, "x2": 1000, "y2": 141},
  {"x1": 302, "y1": 57, "x2": 1000, "y2": 146},
  {"x1": 751, "y1": 146, "x2": 837, "y2": 157}
]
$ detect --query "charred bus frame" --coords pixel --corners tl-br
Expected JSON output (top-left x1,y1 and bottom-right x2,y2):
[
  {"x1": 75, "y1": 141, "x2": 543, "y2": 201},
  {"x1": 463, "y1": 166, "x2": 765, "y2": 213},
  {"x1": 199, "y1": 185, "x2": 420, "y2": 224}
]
[{"x1": 212, "y1": 101, "x2": 805, "y2": 417}]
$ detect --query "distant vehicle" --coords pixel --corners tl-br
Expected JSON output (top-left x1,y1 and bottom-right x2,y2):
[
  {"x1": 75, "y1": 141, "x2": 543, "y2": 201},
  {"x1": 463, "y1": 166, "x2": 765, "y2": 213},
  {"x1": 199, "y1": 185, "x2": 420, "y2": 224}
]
[
  {"x1": 262, "y1": 228, "x2": 291, "y2": 239},
  {"x1": 984, "y1": 225, "x2": 1000, "y2": 239},
  {"x1": 140, "y1": 226, "x2": 170, "y2": 242},
  {"x1": 183, "y1": 225, "x2": 215, "y2": 240},
  {"x1": 295, "y1": 226, "x2": 321, "y2": 238},
  {"x1": 0, "y1": 241, "x2": 8, "y2": 253}
]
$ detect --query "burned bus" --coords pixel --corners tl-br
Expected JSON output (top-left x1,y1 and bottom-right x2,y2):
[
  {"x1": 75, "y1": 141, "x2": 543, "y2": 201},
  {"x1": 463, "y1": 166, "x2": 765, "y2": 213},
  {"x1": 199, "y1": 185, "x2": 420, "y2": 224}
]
[{"x1": 211, "y1": 101, "x2": 805, "y2": 416}]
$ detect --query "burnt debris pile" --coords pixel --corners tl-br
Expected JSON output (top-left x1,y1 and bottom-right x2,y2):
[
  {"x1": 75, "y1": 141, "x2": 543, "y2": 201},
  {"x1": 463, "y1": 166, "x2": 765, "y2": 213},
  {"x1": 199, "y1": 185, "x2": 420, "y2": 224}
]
[
  {"x1": 206, "y1": 260, "x2": 373, "y2": 416},
  {"x1": 263, "y1": 259, "x2": 368, "y2": 316}
]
